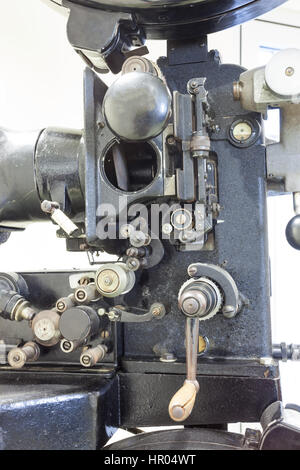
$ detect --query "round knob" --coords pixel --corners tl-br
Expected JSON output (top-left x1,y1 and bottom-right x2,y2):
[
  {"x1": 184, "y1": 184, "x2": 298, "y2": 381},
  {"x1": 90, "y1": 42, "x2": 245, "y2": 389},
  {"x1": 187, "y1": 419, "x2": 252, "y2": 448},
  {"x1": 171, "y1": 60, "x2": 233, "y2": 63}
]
[
  {"x1": 286, "y1": 215, "x2": 300, "y2": 250},
  {"x1": 265, "y1": 48, "x2": 300, "y2": 96},
  {"x1": 95, "y1": 263, "x2": 135, "y2": 298},
  {"x1": 103, "y1": 71, "x2": 172, "y2": 141},
  {"x1": 59, "y1": 306, "x2": 100, "y2": 344}
]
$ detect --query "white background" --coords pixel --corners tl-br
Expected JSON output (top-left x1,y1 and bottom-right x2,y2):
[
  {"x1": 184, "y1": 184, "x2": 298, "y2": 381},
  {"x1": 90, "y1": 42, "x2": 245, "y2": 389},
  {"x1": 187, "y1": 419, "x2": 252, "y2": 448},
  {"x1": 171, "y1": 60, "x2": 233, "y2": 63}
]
[{"x1": 0, "y1": 0, "x2": 300, "y2": 439}]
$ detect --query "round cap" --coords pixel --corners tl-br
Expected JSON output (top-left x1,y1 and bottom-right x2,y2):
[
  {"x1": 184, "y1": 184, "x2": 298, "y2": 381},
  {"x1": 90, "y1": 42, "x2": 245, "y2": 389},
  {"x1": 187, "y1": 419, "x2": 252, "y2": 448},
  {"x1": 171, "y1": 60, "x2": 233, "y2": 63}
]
[
  {"x1": 103, "y1": 72, "x2": 171, "y2": 141},
  {"x1": 265, "y1": 48, "x2": 300, "y2": 96},
  {"x1": 59, "y1": 307, "x2": 99, "y2": 342}
]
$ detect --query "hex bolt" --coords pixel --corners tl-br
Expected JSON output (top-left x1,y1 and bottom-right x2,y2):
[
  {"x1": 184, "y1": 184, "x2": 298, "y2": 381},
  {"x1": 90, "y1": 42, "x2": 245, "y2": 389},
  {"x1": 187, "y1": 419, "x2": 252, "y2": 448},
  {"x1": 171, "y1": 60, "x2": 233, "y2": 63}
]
[{"x1": 8, "y1": 342, "x2": 40, "y2": 369}]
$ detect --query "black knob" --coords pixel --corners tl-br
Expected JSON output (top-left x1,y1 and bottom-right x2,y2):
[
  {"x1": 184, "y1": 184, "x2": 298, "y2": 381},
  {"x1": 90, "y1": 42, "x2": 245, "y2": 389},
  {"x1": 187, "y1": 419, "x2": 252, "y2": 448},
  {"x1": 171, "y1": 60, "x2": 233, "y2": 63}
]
[
  {"x1": 286, "y1": 215, "x2": 300, "y2": 250},
  {"x1": 59, "y1": 306, "x2": 100, "y2": 344}
]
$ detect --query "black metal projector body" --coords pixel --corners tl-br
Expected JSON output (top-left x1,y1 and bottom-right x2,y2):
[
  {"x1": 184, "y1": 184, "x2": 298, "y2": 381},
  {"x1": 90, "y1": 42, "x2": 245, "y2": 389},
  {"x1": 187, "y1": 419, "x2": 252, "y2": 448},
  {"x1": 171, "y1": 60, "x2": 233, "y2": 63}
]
[{"x1": 0, "y1": 40, "x2": 281, "y2": 449}]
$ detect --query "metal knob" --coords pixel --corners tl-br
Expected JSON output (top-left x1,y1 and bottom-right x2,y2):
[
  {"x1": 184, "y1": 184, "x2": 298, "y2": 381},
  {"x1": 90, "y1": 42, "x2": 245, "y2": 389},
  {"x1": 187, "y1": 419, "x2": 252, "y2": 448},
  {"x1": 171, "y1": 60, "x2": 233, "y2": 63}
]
[
  {"x1": 80, "y1": 344, "x2": 108, "y2": 368},
  {"x1": 8, "y1": 341, "x2": 40, "y2": 369}
]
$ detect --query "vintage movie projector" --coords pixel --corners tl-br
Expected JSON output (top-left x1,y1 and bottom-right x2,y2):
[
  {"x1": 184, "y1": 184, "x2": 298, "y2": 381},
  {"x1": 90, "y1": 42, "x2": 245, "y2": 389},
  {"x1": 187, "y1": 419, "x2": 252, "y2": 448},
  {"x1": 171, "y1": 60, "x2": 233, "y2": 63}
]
[{"x1": 0, "y1": 0, "x2": 300, "y2": 450}]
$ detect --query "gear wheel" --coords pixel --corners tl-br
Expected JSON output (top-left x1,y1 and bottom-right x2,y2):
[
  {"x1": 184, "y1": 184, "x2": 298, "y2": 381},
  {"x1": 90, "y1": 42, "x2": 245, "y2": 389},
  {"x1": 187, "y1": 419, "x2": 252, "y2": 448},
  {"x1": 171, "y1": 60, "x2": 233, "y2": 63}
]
[{"x1": 178, "y1": 276, "x2": 223, "y2": 321}]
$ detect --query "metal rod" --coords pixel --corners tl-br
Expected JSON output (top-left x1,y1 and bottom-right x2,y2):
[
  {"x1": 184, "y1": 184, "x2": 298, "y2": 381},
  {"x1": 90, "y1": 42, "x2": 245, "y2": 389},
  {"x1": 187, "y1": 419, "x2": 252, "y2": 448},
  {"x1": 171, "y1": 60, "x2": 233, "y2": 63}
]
[{"x1": 186, "y1": 317, "x2": 199, "y2": 382}]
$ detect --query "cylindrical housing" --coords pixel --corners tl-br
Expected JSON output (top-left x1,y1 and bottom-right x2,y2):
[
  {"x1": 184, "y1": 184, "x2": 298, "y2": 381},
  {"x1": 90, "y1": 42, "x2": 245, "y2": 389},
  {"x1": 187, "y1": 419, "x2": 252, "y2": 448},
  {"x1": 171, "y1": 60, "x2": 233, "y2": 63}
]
[
  {"x1": 0, "y1": 128, "x2": 45, "y2": 228},
  {"x1": 0, "y1": 127, "x2": 84, "y2": 229},
  {"x1": 59, "y1": 306, "x2": 100, "y2": 343},
  {"x1": 95, "y1": 263, "x2": 135, "y2": 298}
]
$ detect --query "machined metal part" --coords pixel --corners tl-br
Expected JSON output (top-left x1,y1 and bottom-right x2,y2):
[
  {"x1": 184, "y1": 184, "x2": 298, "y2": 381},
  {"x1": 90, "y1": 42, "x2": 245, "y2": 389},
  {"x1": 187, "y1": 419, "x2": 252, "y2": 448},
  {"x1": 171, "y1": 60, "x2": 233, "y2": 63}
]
[
  {"x1": 187, "y1": 263, "x2": 243, "y2": 318},
  {"x1": 7, "y1": 342, "x2": 40, "y2": 369},
  {"x1": 0, "y1": 290, "x2": 36, "y2": 322},
  {"x1": 122, "y1": 56, "x2": 157, "y2": 75},
  {"x1": 95, "y1": 263, "x2": 135, "y2": 298},
  {"x1": 178, "y1": 277, "x2": 222, "y2": 320},
  {"x1": 0, "y1": 14, "x2": 288, "y2": 449},
  {"x1": 235, "y1": 51, "x2": 300, "y2": 193},
  {"x1": 273, "y1": 343, "x2": 300, "y2": 362},
  {"x1": 32, "y1": 310, "x2": 62, "y2": 347},
  {"x1": 80, "y1": 344, "x2": 108, "y2": 367}
]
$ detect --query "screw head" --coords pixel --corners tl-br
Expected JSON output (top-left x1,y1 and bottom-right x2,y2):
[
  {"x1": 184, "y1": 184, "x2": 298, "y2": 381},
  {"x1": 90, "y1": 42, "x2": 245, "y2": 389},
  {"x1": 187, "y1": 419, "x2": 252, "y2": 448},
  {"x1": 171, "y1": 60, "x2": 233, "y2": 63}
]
[
  {"x1": 81, "y1": 355, "x2": 91, "y2": 366},
  {"x1": 222, "y1": 305, "x2": 236, "y2": 318},
  {"x1": 56, "y1": 301, "x2": 65, "y2": 312},
  {"x1": 286, "y1": 66, "x2": 295, "y2": 77},
  {"x1": 188, "y1": 266, "x2": 198, "y2": 277},
  {"x1": 76, "y1": 289, "x2": 86, "y2": 301},
  {"x1": 61, "y1": 340, "x2": 72, "y2": 352}
]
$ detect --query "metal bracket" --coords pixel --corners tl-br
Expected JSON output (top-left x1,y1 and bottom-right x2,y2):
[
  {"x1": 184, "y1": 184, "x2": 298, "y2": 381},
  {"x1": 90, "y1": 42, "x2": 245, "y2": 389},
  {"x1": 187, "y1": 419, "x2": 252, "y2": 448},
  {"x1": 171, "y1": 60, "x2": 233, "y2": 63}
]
[{"x1": 187, "y1": 263, "x2": 246, "y2": 318}]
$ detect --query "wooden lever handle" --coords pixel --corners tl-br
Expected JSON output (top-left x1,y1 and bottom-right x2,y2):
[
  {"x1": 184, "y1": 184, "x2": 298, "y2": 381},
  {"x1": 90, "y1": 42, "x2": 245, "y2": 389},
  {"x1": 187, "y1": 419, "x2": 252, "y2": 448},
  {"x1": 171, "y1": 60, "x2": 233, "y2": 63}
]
[{"x1": 168, "y1": 380, "x2": 198, "y2": 422}]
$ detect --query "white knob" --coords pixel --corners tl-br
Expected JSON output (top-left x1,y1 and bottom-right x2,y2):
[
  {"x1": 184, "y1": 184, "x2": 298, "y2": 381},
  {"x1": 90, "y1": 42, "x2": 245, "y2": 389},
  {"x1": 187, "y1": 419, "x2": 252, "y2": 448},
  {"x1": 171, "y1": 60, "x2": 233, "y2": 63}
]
[{"x1": 265, "y1": 48, "x2": 300, "y2": 97}]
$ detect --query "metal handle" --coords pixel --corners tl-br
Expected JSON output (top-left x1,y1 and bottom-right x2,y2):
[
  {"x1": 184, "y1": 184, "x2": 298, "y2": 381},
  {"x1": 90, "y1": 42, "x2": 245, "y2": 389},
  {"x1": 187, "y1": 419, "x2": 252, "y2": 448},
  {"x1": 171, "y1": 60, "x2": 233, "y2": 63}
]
[{"x1": 168, "y1": 317, "x2": 200, "y2": 422}]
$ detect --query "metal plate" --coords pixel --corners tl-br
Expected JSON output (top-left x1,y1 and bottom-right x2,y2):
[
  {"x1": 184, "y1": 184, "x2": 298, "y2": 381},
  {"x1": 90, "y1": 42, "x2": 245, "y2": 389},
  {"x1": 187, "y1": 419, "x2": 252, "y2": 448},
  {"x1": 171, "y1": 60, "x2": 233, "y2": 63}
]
[{"x1": 57, "y1": 0, "x2": 287, "y2": 39}]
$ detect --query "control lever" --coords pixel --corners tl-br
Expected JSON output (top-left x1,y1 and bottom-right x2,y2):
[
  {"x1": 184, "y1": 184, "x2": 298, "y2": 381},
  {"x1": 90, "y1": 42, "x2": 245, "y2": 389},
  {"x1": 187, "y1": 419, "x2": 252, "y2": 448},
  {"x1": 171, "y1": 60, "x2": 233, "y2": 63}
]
[
  {"x1": 169, "y1": 317, "x2": 199, "y2": 422},
  {"x1": 41, "y1": 200, "x2": 80, "y2": 237},
  {"x1": 100, "y1": 303, "x2": 165, "y2": 323}
]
